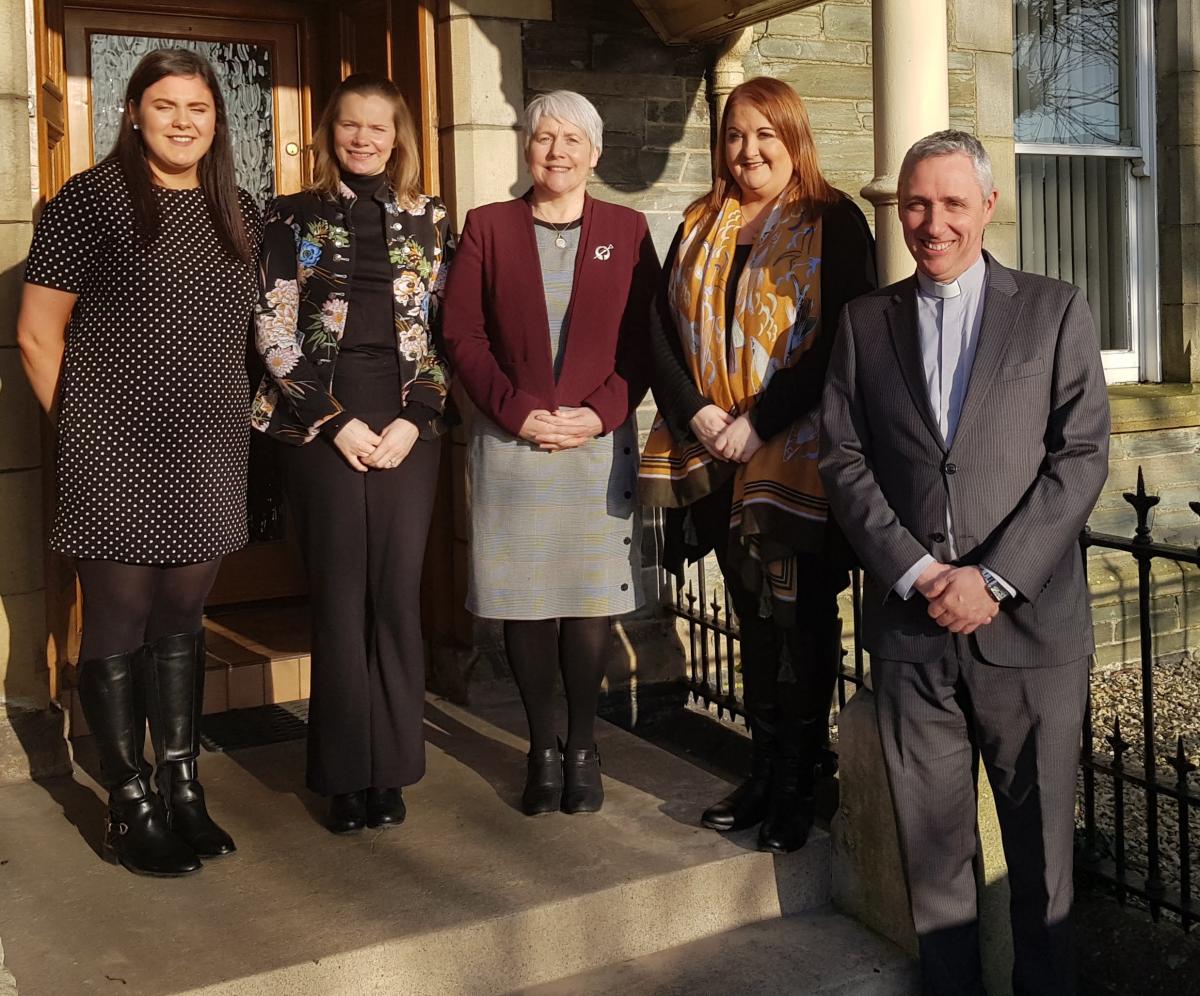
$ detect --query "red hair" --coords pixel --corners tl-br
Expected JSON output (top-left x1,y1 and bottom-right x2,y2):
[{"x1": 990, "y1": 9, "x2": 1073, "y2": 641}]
[{"x1": 691, "y1": 76, "x2": 839, "y2": 216}]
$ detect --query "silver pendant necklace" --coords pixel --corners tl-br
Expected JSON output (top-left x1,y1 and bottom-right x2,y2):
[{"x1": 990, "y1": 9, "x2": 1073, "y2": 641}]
[{"x1": 548, "y1": 221, "x2": 570, "y2": 249}]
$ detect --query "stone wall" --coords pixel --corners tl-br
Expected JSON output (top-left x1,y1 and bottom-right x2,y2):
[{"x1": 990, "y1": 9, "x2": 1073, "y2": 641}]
[
  {"x1": 0, "y1": 0, "x2": 68, "y2": 784},
  {"x1": 746, "y1": 0, "x2": 1017, "y2": 266},
  {"x1": 522, "y1": 1, "x2": 710, "y2": 257}
]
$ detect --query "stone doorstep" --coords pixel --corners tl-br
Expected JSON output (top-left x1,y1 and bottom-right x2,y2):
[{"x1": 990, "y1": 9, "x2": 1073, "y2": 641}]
[{"x1": 0, "y1": 687, "x2": 835, "y2": 996}]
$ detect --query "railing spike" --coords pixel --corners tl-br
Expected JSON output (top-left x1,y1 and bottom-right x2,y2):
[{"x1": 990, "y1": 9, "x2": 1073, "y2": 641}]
[{"x1": 1122, "y1": 465, "x2": 1160, "y2": 545}]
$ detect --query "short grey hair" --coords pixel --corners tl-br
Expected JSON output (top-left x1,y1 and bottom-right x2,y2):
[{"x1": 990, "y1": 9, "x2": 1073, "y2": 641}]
[
  {"x1": 521, "y1": 90, "x2": 603, "y2": 156},
  {"x1": 900, "y1": 130, "x2": 994, "y2": 198}
]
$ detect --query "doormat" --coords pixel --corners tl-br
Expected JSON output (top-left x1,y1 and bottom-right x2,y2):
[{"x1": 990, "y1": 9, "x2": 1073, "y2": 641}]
[{"x1": 200, "y1": 700, "x2": 309, "y2": 753}]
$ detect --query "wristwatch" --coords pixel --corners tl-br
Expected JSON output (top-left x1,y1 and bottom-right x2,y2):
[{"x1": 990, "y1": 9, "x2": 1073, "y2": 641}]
[{"x1": 978, "y1": 566, "x2": 1011, "y2": 604}]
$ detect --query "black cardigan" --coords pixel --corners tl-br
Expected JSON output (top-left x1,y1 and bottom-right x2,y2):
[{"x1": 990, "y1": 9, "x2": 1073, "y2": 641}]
[{"x1": 649, "y1": 194, "x2": 877, "y2": 443}]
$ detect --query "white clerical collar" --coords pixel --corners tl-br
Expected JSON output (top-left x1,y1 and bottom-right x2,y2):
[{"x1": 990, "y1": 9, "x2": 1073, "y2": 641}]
[{"x1": 916, "y1": 253, "x2": 987, "y2": 300}]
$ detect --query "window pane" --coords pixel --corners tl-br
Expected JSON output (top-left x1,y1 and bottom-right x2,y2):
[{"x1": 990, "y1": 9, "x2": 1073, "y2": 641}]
[
  {"x1": 89, "y1": 34, "x2": 276, "y2": 206},
  {"x1": 1017, "y1": 154, "x2": 1132, "y2": 351},
  {"x1": 1013, "y1": 0, "x2": 1134, "y2": 145}
]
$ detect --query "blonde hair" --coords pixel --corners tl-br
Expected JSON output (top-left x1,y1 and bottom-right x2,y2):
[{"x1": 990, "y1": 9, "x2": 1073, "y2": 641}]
[{"x1": 308, "y1": 73, "x2": 422, "y2": 207}]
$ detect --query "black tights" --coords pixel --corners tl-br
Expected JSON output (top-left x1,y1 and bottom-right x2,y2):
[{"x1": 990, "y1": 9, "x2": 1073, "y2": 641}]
[
  {"x1": 503, "y1": 617, "x2": 611, "y2": 752},
  {"x1": 76, "y1": 558, "x2": 223, "y2": 662}
]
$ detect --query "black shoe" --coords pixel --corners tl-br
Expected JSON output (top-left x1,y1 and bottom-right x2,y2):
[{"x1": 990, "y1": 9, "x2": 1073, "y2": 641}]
[
  {"x1": 757, "y1": 720, "x2": 821, "y2": 854},
  {"x1": 328, "y1": 791, "x2": 367, "y2": 834},
  {"x1": 78, "y1": 650, "x2": 201, "y2": 876},
  {"x1": 701, "y1": 726, "x2": 775, "y2": 830},
  {"x1": 366, "y1": 787, "x2": 406, "y2": 828},
  {"x1": 140, "y1": 632, "x2": 236, "y2": 858},
  {"x1": 521, "y1": 747, "x2": 563, "y2": 816},
  {"x1": 561, "y1": 741, "x2": 603, "y2": 814}
]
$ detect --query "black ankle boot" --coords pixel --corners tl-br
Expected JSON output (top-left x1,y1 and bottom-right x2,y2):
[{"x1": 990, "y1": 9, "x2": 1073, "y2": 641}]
[
  {"x1": 366, "y1": 787, "x2": 406, "y2": 828},
  {"x1": 141, "y1": 632, "x2": 235, "y2": 858},
  {"x1": 757, "y1": 720, "x2": 822, "y2": 854},
  {"x1": 701, "y1": 719, "x2": 775, "y2": 831},
  {"x1": 561, "y1": 740, "x2": 603, "y2": 814},
  {"x1": 78, "y1": 650, "x2": 201, "y2": 876},
  {"x1": 328, "y1": 791, "x2": 367, "y2": 834},
  {"x1": 522, "y1": 747, "x2": 563, "y2": 816}
]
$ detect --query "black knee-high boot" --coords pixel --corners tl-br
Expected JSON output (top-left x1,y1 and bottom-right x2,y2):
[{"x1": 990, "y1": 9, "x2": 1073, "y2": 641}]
[
  {"x1": 77, "y1": 650, "x2": 201, "y2": 876},
  {"x1": 701, "y1": 703, "x2": 776, "y2": 831},
  {"x1": 140, "y1": 632, "x2": 236, "y2": 857}
]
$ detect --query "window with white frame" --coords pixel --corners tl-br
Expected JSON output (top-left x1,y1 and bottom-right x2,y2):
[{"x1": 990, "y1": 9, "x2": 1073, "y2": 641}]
[{"x1": 1013, "y1": 0, "x2": 1158, "y2": 383}]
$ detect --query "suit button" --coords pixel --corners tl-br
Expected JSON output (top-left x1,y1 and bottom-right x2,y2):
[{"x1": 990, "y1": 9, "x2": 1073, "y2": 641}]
[
  {"x1": 624, "y1": 447, "x2": 632, "y2": 455},
  {"x1": 944, "y1": 462, "x2": 957, "y2": 475},
  {"x1": 620, "y1": 583, "x2": 629, "y2": 591},
  {"x1": 624, "y1": 490, "x2": 632, "y2": 499},
  {"x1": 930, "y1": 532, "x2": 946, "y2": 543},
  {"x1": 624, "y1": 537, "x2": 632, "y2": 546}
]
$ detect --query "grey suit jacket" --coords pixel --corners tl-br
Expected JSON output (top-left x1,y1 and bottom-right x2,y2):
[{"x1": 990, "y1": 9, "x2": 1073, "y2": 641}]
[{"x1": 818, "y1": 252, "x2": 1110, "y2": 667}]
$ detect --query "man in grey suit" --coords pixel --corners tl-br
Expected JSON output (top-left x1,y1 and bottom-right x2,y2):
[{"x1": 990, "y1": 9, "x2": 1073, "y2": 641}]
[{"x1": 819, "y1": 131, "x2": 1110, "y2": 995}]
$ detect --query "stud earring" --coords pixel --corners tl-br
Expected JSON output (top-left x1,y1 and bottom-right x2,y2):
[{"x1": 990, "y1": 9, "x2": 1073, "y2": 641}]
[{"x1": 132, "y1": 123, "x2": 140, "y2": 130}]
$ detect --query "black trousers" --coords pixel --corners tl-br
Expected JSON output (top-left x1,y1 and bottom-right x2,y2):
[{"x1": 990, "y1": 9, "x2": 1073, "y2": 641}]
[
  {"x1": 281, "y1": 414, "x2": 440, "y2": 796},
  {"x1": 688, "y1": 479, "x2": 845, "y2": 727},
  {"x1": 873, "y1": 641, "x2": 1087, "y2": 996}
]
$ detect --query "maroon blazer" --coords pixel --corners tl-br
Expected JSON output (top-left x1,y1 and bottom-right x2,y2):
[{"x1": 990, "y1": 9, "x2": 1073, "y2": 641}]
[{"x1": 442, "y1": 194, "x2": 659, "y2": 436}]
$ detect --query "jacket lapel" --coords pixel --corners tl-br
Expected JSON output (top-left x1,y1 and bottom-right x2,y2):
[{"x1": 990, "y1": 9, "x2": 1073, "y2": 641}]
[
  {"x1": 950, "y1": 253, "x2": 1022, "y2": 445},
  {"x1": 884, "y1": 279, "x2": 945, "y2": 449}
]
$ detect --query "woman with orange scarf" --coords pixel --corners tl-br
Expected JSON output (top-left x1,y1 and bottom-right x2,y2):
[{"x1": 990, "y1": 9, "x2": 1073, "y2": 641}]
[{"x1": 640, "y1": 77, "x2": 875, "y2": 853}]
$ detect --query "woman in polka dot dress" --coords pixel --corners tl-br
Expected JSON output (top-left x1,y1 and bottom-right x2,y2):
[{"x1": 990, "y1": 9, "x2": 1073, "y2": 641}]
[{"x1": 17, "y1": 49, "x2": 260, "y2": 877}]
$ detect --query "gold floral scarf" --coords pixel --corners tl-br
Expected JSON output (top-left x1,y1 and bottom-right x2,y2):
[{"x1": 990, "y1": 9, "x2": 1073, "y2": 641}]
[{"x1": 638, "y1": 187, "x2": 827, "y2": 621}]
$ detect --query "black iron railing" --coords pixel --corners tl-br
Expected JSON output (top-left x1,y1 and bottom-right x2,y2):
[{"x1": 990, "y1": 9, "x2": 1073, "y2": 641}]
[{"x1": 667, "y1": 466, "x2": 1200, "y2": 930}]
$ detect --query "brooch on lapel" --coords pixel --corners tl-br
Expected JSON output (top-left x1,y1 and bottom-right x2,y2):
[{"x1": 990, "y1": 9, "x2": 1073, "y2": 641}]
[{"x1": 594, "y1": 244, "x2": 614, "y2": 261}]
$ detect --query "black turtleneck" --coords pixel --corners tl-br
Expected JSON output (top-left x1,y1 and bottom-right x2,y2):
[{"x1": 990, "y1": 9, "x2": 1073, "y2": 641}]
[{"x1": 321, "y1": 170, "x2": 402, "y2": 436}]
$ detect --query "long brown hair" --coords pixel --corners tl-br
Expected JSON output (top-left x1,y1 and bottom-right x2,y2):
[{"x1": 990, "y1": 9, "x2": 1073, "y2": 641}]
[
  {"x1": 691, "y1": 76, "x2": 839, "y2": 216},
  {"x1": 106, "y1": 48, "x2": 253, "y2": 265},
  {"x1": 308, "y1": 74, "x2": 422, "y2": 207}
]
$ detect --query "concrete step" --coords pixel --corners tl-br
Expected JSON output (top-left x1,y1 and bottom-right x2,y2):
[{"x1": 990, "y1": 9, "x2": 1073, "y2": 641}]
[
  {"x1": 0, "y1": 686, "x2": 831, "y2": 996},
  {"x1": 510, "y1": 908, "x2": 919, "y2": 996}
]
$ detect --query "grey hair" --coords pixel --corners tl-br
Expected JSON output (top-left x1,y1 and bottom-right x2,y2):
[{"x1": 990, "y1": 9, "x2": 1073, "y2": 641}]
[
  {"x1": 521, "y1": 90, "x2": 603, "y2": 156},
  {"x1": 900, "y1": 130, "x2": 994, "y2": 198}
]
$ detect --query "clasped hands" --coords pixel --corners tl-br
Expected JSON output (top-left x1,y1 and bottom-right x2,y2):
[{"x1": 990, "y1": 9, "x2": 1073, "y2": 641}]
[
  {"x1": 914, "y1": 562, "x2": 999, "y2": 635},
  {"x1": 519, "y1": 406, "x2": 604, "y2": 451},
  {"x1": 332, "y1": 417, "x2": 419, "y2": 472},
  {"x1": 689, "y1": 404, "x2": 763, "y2": 464}
]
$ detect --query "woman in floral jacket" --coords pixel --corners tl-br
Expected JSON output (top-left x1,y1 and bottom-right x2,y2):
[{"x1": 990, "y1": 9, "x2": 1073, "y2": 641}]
[{"x1": 253, "y1": 73, "x2": 453, "y2": 834}]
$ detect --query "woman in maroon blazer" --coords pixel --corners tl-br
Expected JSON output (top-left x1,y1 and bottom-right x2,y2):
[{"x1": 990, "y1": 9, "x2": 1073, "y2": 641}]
[{"x1": 443, "y1": 90, "x2": 659, "y2": 817}]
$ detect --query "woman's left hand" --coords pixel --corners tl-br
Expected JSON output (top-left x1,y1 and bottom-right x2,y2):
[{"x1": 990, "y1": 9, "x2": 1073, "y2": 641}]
[
  {"x1": 363, "y1": 418, "x2": 420, "y2": 469},
  {"x1": 531, "y1": 406, "x2": 604, "y2": 451},
  {"x1": 712, "y1": 414, "x2": 763, "y2": 463}
]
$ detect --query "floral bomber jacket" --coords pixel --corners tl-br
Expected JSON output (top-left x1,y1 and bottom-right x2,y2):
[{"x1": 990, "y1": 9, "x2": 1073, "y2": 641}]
[{"x1": 251, "y1": 181, "x2": 455, "y2": 444}]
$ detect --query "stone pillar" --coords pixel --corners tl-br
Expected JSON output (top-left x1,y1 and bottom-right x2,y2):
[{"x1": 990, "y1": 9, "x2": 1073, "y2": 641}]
[
  {"x1": 710, "y1": 26, "x2": 753, "y2": 131},
  {"x1": 1157, "y1": 0, "x2": 1200, "y2": 384},
  {"x1": 860, "y1": 0, "x2": 949, "y2": 283},
  {"x1": 0, "y1": 0, "x2": 69, "y2": 784}
]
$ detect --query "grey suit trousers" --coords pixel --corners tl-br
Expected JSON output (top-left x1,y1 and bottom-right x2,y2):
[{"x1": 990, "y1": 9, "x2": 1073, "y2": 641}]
[{"x1": 873, "y1": 641, "x2": 1087, "y2": 996}]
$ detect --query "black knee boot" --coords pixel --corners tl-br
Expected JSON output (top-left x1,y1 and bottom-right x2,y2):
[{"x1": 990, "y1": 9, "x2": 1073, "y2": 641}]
[
  {"x1": 701, "y1": 706, "x2": 776, "y2": 831},
  {"x1": 77, "y1": 650, "x2": 201, "y2": 876},
  {"x1": 757, "y1": 717, "x2": 822, "y2": 853},
  {"x1": 140, "y1": 632, "x2": 236, "y2": 858}
]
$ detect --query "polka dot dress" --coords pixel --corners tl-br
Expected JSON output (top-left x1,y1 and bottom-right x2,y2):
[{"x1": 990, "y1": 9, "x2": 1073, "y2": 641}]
[{"x1": 24, "y1": 160, "x2": 262, "y2": 565}]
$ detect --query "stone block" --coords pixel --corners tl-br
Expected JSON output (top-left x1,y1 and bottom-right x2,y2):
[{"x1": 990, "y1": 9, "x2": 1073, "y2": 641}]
[
  {"x1": 644, "y1": 123, "x2": 709, "y2": 152},
  {"x1": 585, "y1": 94, "x2": 646, "y2": 140},
  {"x1": 806, "y1": 98, "x2": 866, "y2": 133},
  {"x1": 984, "y1": 222, "x2": 1017, "y2": 269},
  {"x1": 762, "y1": 11, "x2": 823, "y2": 38},
  {"x1": 0, "y1": 222, "x2": 32, "y2": 348},
  {"x1": 952, "y1": 0, "x2": 1014, "y2": 54},
  {"x1": 441, "y1": 126, "x2": 527, "y2": 229},
  {"x1": 949, "y1": 49, "x2": 976, "y2": 72},
  {"x1": 0, "y1": 469, "x2": 43, "y2": 594},
  {"x1": 1159, "y1": 225, "x2": 1200, "y2": 306},
  {"x1": 0, "y1": 348, "x2": 42, "y2": 471},
  {"x1": 756, "y1": 37, "x2": 867, "y2": 65},
  {"x1": 591, "y1": 31, "x2": 680, "y2": 76},
  {"x1": 522, "y1": 22, "x2": 591, "y2": 71},
  {"x1": 774, "y1": 63, "x2": 873, "y2": 102},
  {"x1": 1158, "y1": 145, "x2": 1200, "y2": 226},
  {"x1": 976, "y1": 51, "x2": 1015, "y2": 139},
  {"x1": 0, "y1": 589, "x2": 49, "y2": 708},
  {"x1": 0, "y1": 99, "x2": 32, "y2": 223},
  {"x1": 0, "y1": 0, "x2": 29, "y2": 96},
  {"x1": 814, "y1": 130, "x2": 874, "y2": 175},
  {"x1": 949, "y1": 70, "x2": 976, "y2": 113},
  {"x1": 441, "y1": 16, "x2": 524, "y2": 128},
  {"x1": 527, "y1": 69, "x2": 682, "y2": 100},
  {"x1": 646, "y1": 98, "x2": 687, "y2": 125},
  {"x1": 1160, "y1": 304, "x2": 1200, "y2": 383},
  {"x1": 441, "y1": 0, "x2": 551, "y2": 19},
  {"x1": 823, "y1": 4, "x2": 872, "y2": 42}
]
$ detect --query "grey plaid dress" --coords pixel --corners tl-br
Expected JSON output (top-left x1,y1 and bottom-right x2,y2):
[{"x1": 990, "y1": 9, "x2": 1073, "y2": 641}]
[{"x1": 466, "y1": 221, "x2": 643, "y2": 620}]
